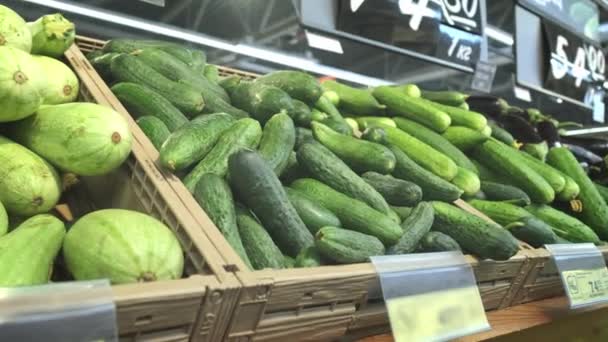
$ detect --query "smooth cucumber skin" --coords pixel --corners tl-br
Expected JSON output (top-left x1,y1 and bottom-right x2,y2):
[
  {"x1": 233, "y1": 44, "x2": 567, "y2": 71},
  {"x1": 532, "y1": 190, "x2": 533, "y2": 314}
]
[
  {"x1": 111, "y1": 82, "x2": 189, "y2": 132},
  {"x1": 229, "y1": 150, "x2": 314, "y2": 256},
  {"x1": 547, "y1": 147, "x2": 608, "y2": 239},
  {"x1": 595, "y1": 183, "x2": 608, "y2": 203},
  {"x1": 468, "y1": 199, "x2": 531, "y2": 226},
  {"x1": 416, "y1": 231, "x2": 461, "y2": 252},
  {"x1": 194, "y1": 174, "x2": 252, "y2": 269},
  {"x1": 136, "y1": 116, "x2": 170, "y2": 150},
  {"x1": 159, "y1": 113, "x2": 235, "y2": 171},
  {"x1": 315, "y1": 227, "x2": 385, "y2": 264},
  {"x1": 421, "y1": 90, "x2": 466, "y2": 106},
  {"x1": 393, "y1": 117, "x2": 478, "y2": 174},
  {"x1": 557, "y1": 175, "x2": 581, "y2": 201},
  {"x1": 525, "y1": 204, "x2": 601, "y2": 244},
  {"x1": 0, "y1": 214, "x2": 65, "y2": 286},
  {"x1": 0, "y1": 201, "x2": 7, "y2": 237},
  {"x1": 472, "y1": 139, "x2": 555, "y2": 204},
  {"x1": 372, "y1": 86, "x2": 451, "y2": 132},
  {"x1": 64, "y1": 209, "x2": 184, "y2": 284},
  {"x1": 257, "y1": 70, "x2": 322, "y2": 104},
  {"x1": 285, "y1": 187, "x2": 342, "y2": 235},
  {"x1": 362, "y1": 172, "x2": 422, "y2": 206},
  {"x1": 294, "y1": 246, "x2": 322, "y2": 268},
  {"x1": 514, "y1": 146, "x2": 566, "y2": 194},
  {"x1": 183, "y1": 118, "x2": 262, "y2": 191},
  {"x1": 203, "y1": 64, "x2": 220, "y2": 83},
  {"x1": 451, "y1": 167, "x2": 481, "y2": 197},
  {"x1": 231, "y1": 82, "x2": 295, "y2": 124},
  {"x1": 480, "y1": 181, "x2": 531, "y2": 206},
  {"x1": 387, "y1": 202, "x2": 434, "y2": 254},
  {"x1": 508, "y1": 216, "x2": 558, "y2": 248},
  {"x1": 312, "y1": 122, "x2": 396, "y2": 174},
  {"x1": 258, "y1": 112, "x2": 296, "y2": 176},
  {"x1": 387, "y1": 144, "x2": 463, "y2": 202},
  {"x1": 431, "y1": 201, "x2": 519, "y2": 260},
  {"x1": 488, "y1": 122, "x2": 515, "y2": 146},
  {"x1": 425, "y1": 100, "x2": 487, "y2": 131},
  {"x1": 297, "y1": 142, "x2": 394, "y2": 217},
  {"x1": 0, "y1": 136, "x2": 61, "y2": 216},
  {"x1": 236, "y1": 206, "x2": 285, "y2": 270},
  {"x1": 442, "y1": 126, "x2": 488, "y2": 151},
  {"x1": 355, "y1": 117, "x2": 396, "y2": 130},
  {"x1": 381, "y1": 125, "x2": 458, "y2": 181},
  {"x1": 322, "y1": 80, "x2": 385, "y2": 115}
]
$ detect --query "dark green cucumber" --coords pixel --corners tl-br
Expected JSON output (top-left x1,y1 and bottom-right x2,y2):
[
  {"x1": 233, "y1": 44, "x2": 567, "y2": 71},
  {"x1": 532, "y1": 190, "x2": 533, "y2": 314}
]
[
  {"x1": 88, "y1": 52, "x2": 119, "y2": 79},
  {"x1": 159, "y1": 113, "x2": 235, "y2": 171},
  {"x1": 236, "y1": 206, "x2": 285, "y2": 270},
  {"x1": 488, "y1": 122, "x2": 515, "y2": 147},
  {"x1": 157, "y1": 46, "x2": 206, "y2": 74},
  {"x1": 184, "y1": 118, "x2": 262, "y2": 191},
  {"x1": 295, "y1": 127, "x2": 314, "y2": 149},
  {"x1": 472, "y1": 139, "x2": 555, "y2": 204},
  {"x1": 291, "y1": 178, "x2": 403, "y2": 245},
  {"x1": 421, "y1": 90, "x2": 467, "y2": 106},
  {"x1": 312, "y1": 122, "x2": 396, "y2": 174},
  {"x1": 451, "y1": 167, "x2": 481, "y2": 197},
  {"x1": 372, "y1": 86, "x2": 451, "y2": 132},
  {"x1": 391, "y1": 206, "x2": 413, "y2": 221},
  {"x1": 362, "y1": 172, "x2": 422, "y2": 206},
  {"x1": 136, "y1": 116, "x2": 170, "y2": 150},
  {"x1": 547, "y1": 147, "x2": 608, "y2": 239},
  {"x1": 203, "y1": 64, "x2": 220, "y2": 83},
  {"x1": 315, "y1": 96, "x2": 352, "y2": 135},
  {"x1": 555, "y1": 236, "x2": 572, "y2": 244},
  {"x1": 595, "y1": 183, "x2": 608, "y2": 203},
  {"x1": 416, "y1": 231, "x2": 461, "y2": 252},
  {"x1": 219, "y1": 75, "x2": 241, "y2": 95},
  {"x1": 86, "y1": 50, "x2": 104, "y2": 60},
  {"x1": 194, "y1": 175, "x2": 252, "y2": 268},
  {"x1": 256, "y1": 70, "x2": 322, "y2": 104},
  {"x1": 315, "y1": 227, "x2": 385, "y2": 264},
  {"x1": 515, "y1": 146, "x2": 566, "y2": 194},
  {"x1": 294, "y1": 246, "x2": 322, "y2": 268},
  {"x1": 387, "y1": 202, "x2": 434, "y2": 254},
  {"x1": 442, "y1": 126, "x2": 488, "y2": 151},
  {"x1": 229, "y1": 150, "x2": 314, "y2": 256},
  {"x1": 283, "y1": 255, "x2": 295, "y2": 268},
  {"x1": 431, "y1": 201, "x2": 519, "y2": 260},
  {"x1": 472, "y1": 159, "x2": 510, "y2": 184},
  {"x1": 280, "y1": 152, "x2": 310, "y2": 185},
  {"x1": 291, "y1": 99, "x2": 312, "y2": 127},
  {"x1": 319, "y1": 117, "x2": 352, "y2": 135},
  {"x1": 110, "y1": 54, "x2": 205, "y2": 115},
  {"x1": 258, "y1": 112, "x2": 296, "y2": 176},
  {"x1": 322, "y1": 80, "x2": 385, "y2": 115},
  {"x1": 393, "y1": 117, "x2": 478, "y2": 174},
  {"x1": 480, "y1": 181, "x2": 531, "y2": 206},
  {"x1": 285, "y1": 187, "x2": 341, "y2": 234},
  {"x1": 525, "y1": 204, "x2": 601, "y2": 244},
  {"x1": 231, "y1": 82, "x2": 295, "y2": 124},
  {"x1": 425, "y1": 99, "x2": 487, "y2": 131},
  {"x1": 297, "y1": 142, "x2": 394, "y2": 218},
  {"x1": 111, "y1": 82, "x2": 188, "y2": 132}
]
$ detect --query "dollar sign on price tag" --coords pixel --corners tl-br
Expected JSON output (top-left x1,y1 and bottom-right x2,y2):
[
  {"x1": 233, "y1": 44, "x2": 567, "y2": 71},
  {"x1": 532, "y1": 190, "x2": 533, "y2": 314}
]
[
  {"x1": 371, "y1": 252, "x2": 489, "y2": 342},
  {"x1": 546, "y1": 244, "x2": 608, "y2": 308}
]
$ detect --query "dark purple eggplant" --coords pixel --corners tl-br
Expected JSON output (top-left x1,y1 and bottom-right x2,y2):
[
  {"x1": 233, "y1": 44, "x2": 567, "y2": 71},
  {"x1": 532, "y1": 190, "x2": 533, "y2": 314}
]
[
  {"x1": 495, "y1": 114, "x2": 542, "y2": 143},
  {"x1": 536, "y1": 121, "x2": 560, "y2": 147},
  {"x1": 564, "y1": 144, "x2": 604, "y2": 165},
  {"x1": 465, "y1": 95, "x2": 508, "y2": 118}
]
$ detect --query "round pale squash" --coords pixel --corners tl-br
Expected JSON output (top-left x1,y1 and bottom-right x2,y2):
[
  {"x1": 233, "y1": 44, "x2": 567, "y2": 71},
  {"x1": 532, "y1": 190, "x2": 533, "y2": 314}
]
[{"x1": 0, "y1": 5, "x2": 32, "y2": 52}]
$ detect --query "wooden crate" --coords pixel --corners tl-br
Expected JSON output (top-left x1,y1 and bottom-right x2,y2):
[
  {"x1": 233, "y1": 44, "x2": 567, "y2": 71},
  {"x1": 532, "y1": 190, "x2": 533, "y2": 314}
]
[
  {"x1": 511, "y1": 246, "x2": 608, "y2": 306},
  {"x1": 64, "y1": 43, "x2": 248, "y2": 342},
  {"x1": 75, "y1": 36, "x2": 537, "y2": 341}
]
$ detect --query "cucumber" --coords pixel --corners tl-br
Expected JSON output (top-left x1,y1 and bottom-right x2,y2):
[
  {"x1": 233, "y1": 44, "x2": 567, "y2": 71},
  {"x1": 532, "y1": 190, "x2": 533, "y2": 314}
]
[
  {"x1": 421, "y1": 90, "x2": 467, "y2": 106},
  {"x1": 416, "y1": 231, "x2": 461, "y2": 252},
  {"x1": 297, "y1": 142, "x2": 394, "y2": 218},
  {"x1": 372, "y1": 86, "x2": 451, "y2": 132},
  {"x1": 555, "y1": 236, "x2": 572, "y2": 244},
  {"x1": 315, "y1": 227, "x2": 385, "y2": 264},
  {"x1": 355, "y1": 117, "x2": 396, "y2": 130},
  {"x1": 256, "y1": 70, "x2": 322, "y2": 104},
  {"x1": 157, "y1": 46, "x2": 206, "y2": 73},
  {"x1": 472, "y1": 139, "x2": 555, "y2": 204},
  {"x1": 219, "y1": 75, "x2": 241, "y2": 94},
  {"x1": 291, "y1": 99, "x2": 313, "y2": 127},
  {"x1": 280, "y1": 152, "x2": 309, "y2": 185},
  {"x1": 431, "y1": 201, "x2": 519, "y2": 260},
  {"x1": 488, "y1": 122, "x2": 515, "y2": 147},
  {"x1": 547, "y1": 147, "x2": 608, "y2": 239},
  {"x1": 111, "y1": 82, "x2": 188, "y2": 132},
  {"x1": 391, "y1": 206, "x2": 413, "y2": 221},
  {"x1": 345, "y1": 118, "x2": 359, "y2": 133},
  {"x1": 89, "y1": 52, "x2": 119, "y2": 79},
  {"x1": 203, "y1": 64, "x2": 220, "y2": 83},
  {"x1": 236, "y1": 206, "x2": 285, "y2": 270},
  {"x1": 102, "y1": 39, "x2": 176, "y2": 53},
  {"x1": 472, "y1": 159, "x2": 510, "y2": 183},
  {"x1": 294, "y1": 246, "x2": 322, "y2": 268},
  {"x1": 513, "y1": 146, "x2": 566, "y2": 194},
  {"x1": 362, "y1": 172, "x2": 422, "y2": 206},
  {"x1": 595, "y1": 183, "x2": 608, "y2": 203},
  {"x1": 258, "y1": 112, "x2": 296, "y2": 176},
  {"x1": 393, "y1": 117, "x2": 478, "y2": 174},
  {"x1": 522, "y1": 142, "x2": 549, "y2": 162},
  {"x1": 322, "y1": 80, "x2": 385, "y2": 115},
  {"x1": 480, "y1": 181, "x2": 531, "y2": 206},
  {"x1": 323, "y1": 90, "x2": 340, "y2": 106},
  {"x1": 314, "y1": 96, "x2": 352, "y2": 134},
  {"x1": 285, "y1": 187, "x2": 341, "y2": 234},
  {"x1": 481, "y1": 125, "x2": 492, "y2": 137},
  {"x1": 442, "y1": 126, "x2": 488, "y2": 151},
  {"x1": 557, "y1": 175, "x2": 581, "y2": 201},
  {"x1": 525, "y1": 204, "x2": 601, "y2": 244},
  {"x1": 291, "y1": 178, "x2": 403, "y2": 245},
  {"x1": 468, "y1": 199, "x2": 530, "y2": 226},
  {"x1": 425, "y1": 99, "x2": 487, "y2": 131},
  {"x1": 387, "y1": 202, "x2": 434, "y2": 254},
  {"x1": 136, "y1": 116, "x2": 170, "y2": 150},
  {"x1": 110, "y1": 54, "x2": 205, "y2": 115},
  {"x1": 283, "y1": 255, "x2": 295, "y2": 268},
  {"x1": 183, "y1": 118, "x2": 262, "y2": 191},
  {"x1": 159, "y1": 113, "x2": 235, "y2": 171},
  {"x1": 395, "y1": 84, "x2": 422, "y2": 98},
  {"x1": 451, "y1": 167, "x2": 481, "y2": 197},
  {"x1": 231, "y1": 82, "x2": 295, "y2": 124},
  {"x1": 378, "y1": 125, "x2": 458, "y2": 181},
  {"x1": 229, "y1": 150, "x2": 314, "y2": 256},
  {"x1": 194, "y1": 175, "x2": 252, "y2": 269},
  {"x1": 312, "y1": 122, "x2": 396, "y2": 174},
  {"x1": 295, "y1": 127, "x2": 315, "y2": 149},
  {"x1": 459, "y1": 102, "x2": 470, "y2": 110},
  {"x1": 320, "y1": 117, "x2": 353, "y2": 135}
]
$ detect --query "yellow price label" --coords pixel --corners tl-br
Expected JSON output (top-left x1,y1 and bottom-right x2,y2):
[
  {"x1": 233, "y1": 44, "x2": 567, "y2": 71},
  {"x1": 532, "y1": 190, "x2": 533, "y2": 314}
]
[
  {"x1": 562, "y1": 267, "x2": 608, "y2": 307},
  {"x1": 386, "y1": 286, "x2": 489, "y2": 342}
]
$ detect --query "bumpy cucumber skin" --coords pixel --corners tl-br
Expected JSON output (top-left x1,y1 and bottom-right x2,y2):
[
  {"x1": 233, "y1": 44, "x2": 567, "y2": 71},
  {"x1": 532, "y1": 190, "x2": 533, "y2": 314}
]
[
  {"x1": 322, "y1": 80, "x2": 385, "y2": 115},
  {"x1": 508, "y1": 216, "x2": 558, "y2": 248},
  {"x1": 525, "y1": 204, "x2": 600, "y2": 244},
  {"x1": 294, "y1": 246, "x2": 322, "y2": 268},
  {"x1": 258, "y1": 112, "x2": 296, "y2": 176},
  {"x1": 256, "y1": 70, "x2": 323, "y2": 104},
  {"x1": 468, "y1": 199, "x2": 531, "y2": 226},
  {"x1": 480, "y1": 181, "x2": 531, "y2": 206},
  {"x1": 416, "y1": 231, "x2": 461, "y2": 252},
  {"x1": 362, "y1": 172, "x2": 422, "y2": 207},
  {"x1": 315, "y1": 227, "x2": 385, "y2": 264},
  {"x1": 285, "y1": 187, "x2": 341, "y2": 234},
  {"x1": 231, "y1": 82, "x2": 295, "y2": 124},
  {"x1": 515, "y1": 146, "x2": 566, "y2": 194},
  {"x1": 387, "y1": 202, "x2": 434, "y2": 254},
  {"x1": 236, "y1": 206, "x2": 285, "y2": 270},
  {"x1": 421, "y1": 90, "x2": 467, "y2": 106},
  {"x1": 442, "y1": 126, "x2": 488, "y2": 151},
  {"x1": 451, "y1": 167, "x2": 481, "y2": 197},
  {"x1": 136, "y1": 116, "x2": 170, "y2": 150}
]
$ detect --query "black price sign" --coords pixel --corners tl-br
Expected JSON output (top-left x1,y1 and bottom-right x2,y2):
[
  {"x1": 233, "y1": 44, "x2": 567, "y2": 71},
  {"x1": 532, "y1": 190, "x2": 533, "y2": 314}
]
[{"x1": 543, "y1": 19, "x2": 605, "y2": 102}]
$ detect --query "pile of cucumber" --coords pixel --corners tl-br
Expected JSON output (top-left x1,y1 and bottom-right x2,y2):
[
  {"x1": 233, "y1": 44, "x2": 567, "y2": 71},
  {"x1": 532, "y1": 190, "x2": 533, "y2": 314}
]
[{"x1": 90, "y1": 39, "x2": 608, "y2": 270}]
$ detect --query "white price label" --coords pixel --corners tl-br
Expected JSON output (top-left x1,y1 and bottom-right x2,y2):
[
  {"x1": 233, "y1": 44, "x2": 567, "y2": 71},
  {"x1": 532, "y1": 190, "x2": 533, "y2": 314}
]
[
  {"x1": 398, "y1": 0, "x2": 479, "y2": 31},
  {"x1": 550, "y1": 34, "x2": 606, "y2": 88}
]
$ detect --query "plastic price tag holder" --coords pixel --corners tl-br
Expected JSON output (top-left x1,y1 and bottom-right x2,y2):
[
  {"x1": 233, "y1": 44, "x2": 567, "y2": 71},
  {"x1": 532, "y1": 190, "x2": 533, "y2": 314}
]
[
  {"x1": 0, "y1": 279, "x2": 117, "y2": 342},
  {"x1": 470, "y1": 61, "x2": 496, "y2": 93},
  {"x1": 371, "y1": 252, "x2": 489, "y2": 342},
  {"x1": 546, "y1": 244, "x2": 608, "y2": 309}
]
